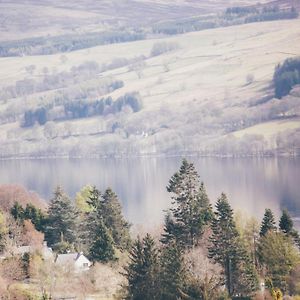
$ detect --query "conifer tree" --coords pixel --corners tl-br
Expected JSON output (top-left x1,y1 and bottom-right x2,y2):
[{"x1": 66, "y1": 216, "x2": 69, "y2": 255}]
[
  {"x1": 208, "y1": 193, "x2": 258, "y2": 297},
  {"x1": 102, "y1": 188, "x2": 131, "y2": 250},
  {"x1": 208, "y1": 193, "x2": 239, "y2": 296},
  {"x1": 233, "y1": 240, "x2": 259, "y2": 297},
  {"x1": 279, "y1": 209, "x2": 293, "y2": 234},
  {"x1": 164, "y1": 159, "x2": 212, "y2": 247},
  {"x1": 45, "y1": 186, "x2": 78, "y2": 247},
  {"x1": 89, "y1": 218, "x2": 116, "y2": 262},
  {"x1": 160, "y1": 242, "x2": 186, "y2": 299},
  {"x1": 24, "y1": 204, "x2": 46, "y2": 232},
  {"x1": 161, "y1": 212, "x2": 183, "y2": 246},
  {"x1": 260, "y1": 208, "x2": 277, "y2": 237},
  {"x1": 124, "y1": 238, "x2": 144, "y2": 300},
  {"x1": 124, "y1": 234, "x2": 160, "y2": 300},
  {"x1": 279, "y1": 209, "x2": 300, "y2": 249},
  {"x1": 86, "y1": 185, "x2": 102, "y2": 210},
  {"x1": 83, "y1": 186, "x2": 131, "y2": 256}
]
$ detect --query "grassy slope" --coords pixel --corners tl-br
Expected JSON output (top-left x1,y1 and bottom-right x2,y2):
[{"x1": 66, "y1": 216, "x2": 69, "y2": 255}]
[{"x1": 0, "y1": 18, "x2": 299, "y2": 157}]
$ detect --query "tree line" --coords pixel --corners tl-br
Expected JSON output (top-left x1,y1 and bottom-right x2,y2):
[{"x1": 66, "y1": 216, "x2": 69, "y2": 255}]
[
  {"x1": 273, "y1": 57, "x2": 300, "y2": 99},
  {"x1": 0, "y1": 31, "x2": 145, "y2": 57},
  {"x1": 123, "y1": 159, "x2": 300, "y2": 299},
  {"x1": 1, "y1": 159, "x2": 300, "y2": 299},
  {"x1": 21, "y1": 92, "x2": 142, "y2": 127}
]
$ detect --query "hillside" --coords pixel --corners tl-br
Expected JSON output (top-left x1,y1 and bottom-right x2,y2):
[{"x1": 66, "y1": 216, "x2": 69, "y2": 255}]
[{"x1": 0, "y1": 7, "x2": 299, "y2": 157}]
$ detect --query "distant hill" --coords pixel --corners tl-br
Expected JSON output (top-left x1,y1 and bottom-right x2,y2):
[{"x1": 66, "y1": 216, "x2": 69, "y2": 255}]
[{"x1": 0, "y1": 1, "x2": 299, "y2": 158}]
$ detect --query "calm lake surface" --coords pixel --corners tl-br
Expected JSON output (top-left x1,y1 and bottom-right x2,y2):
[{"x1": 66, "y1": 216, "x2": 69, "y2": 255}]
[{"x1": 0, "y1": 157, "x2": 299, "y2": 228}]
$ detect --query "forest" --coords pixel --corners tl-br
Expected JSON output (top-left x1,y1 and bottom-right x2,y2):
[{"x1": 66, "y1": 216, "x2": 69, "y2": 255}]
[{"x1": 0, "y1": 159, "x2": 299, "y2": 299}]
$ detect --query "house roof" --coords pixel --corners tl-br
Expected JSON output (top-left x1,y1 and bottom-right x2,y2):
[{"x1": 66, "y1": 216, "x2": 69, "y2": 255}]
[{"x1": 55, "y1": 252, "x2": 90, "y2": 265}]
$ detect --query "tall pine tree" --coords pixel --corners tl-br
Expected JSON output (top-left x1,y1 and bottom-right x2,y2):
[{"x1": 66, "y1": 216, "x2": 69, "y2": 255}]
[
  {"x1": 45, "y1": 186, "x2": 78, "y2": 248},
  {"x1": 124, "y1": 234, "x2": 160, "y2": 300},
  {"x1": 160, "y1": 241, "x2": 187, "y2": 299},
  {"x1": 88, "y1": 217, "x2": 116, "y2": 262},
  {"x1": 163, "y1": 159, "x2": 212, "y2": 247},
  {"x1": 208, "y1": 193, "x2": 239, "y2": 296},
  {"x1": 260, "y1": 208, "x2": 276, "y2": 237},
  {"x1": 279, "y1": 209, "x2": 293, "y2": 234},
  {"x1": 279, "y1": 209, "x2": 300, "y2": 249},
  {"x1": 208, "y1": 193, "x2": 258, "y2": 297},
  {"x1": 102, "y1": 188, "x2": 131, "y2": 250}
]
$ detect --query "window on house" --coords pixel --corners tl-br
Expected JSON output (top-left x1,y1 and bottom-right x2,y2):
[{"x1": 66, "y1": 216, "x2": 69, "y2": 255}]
[{"x1": 83, "y1": 263, "x2": 88, "y2": 267}]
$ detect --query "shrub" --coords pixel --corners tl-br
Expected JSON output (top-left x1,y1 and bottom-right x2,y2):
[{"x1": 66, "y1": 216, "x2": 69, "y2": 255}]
[
  {"x1": 273, "y1": 57, "x2": 300, "y2": 98},
  {"x1": 150, "y1": 41, "x2": 179, "y2": 56}
]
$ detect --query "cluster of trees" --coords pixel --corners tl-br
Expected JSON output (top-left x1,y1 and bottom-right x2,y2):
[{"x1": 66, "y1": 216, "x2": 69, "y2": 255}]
[
  {"x1": 0, "y1": 184, "x2": 130, "y2": 298},
  {"x1": 153, "y1": 5, "x2": 298, "y2": 35},
  {"x1": 244, "y1": 7, "x2": 298, "y2": 23},
  {"x1": 64, "y1": 92, "x2": 142, "y2": 120},
  {"x1": 1, "y1": 161, "x2": 300, "y2": 299},
  {"x1": 150, "y1": 42, "x2": 179, "y2": 57},
  {"x1": 8, "y1": 185, "x2": 131, "y2": 263},
  {"x1": 273, "y1": 57, "x2": 300, "y2": 98},
  {"x1": 0, "y1": 31, "x2": 145, "y2": 57},
  {"x1": 122, "y1": 159, "x2": 300, "y2": 299},
  {"x1": 21, "y1": 92, "x2": 142, "y2": 128},
  {"x1": 225, "y1": 6, "x2": 259, "y2": 15}
]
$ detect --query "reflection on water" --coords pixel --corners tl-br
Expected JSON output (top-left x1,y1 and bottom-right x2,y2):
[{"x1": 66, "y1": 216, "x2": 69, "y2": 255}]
[{"x1": 0, "y1": 157, "x2": 299, "y2": 228}]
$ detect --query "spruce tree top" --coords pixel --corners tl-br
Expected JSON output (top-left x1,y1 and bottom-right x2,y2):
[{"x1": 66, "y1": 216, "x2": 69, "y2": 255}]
[
  {"x1": 260, "y1": 208, "x2": 276, "y2": 237},
  {"x1": 167, "y1": 159, "x2": 200, "y2": 196},
  {"x1": 279, "y1": 209, "x2": 293, "y2": 234}
]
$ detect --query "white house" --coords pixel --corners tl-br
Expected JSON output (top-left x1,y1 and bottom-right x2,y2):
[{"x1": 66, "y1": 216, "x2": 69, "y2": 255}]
[{"x1": 55, "y1": 252, "x2": 92, "y2": 272}]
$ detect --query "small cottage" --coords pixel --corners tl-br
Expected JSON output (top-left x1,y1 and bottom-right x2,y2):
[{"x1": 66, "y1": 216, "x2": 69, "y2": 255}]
[{"x1": 55, "y1": 252, "x2": 92, "y2": 272}]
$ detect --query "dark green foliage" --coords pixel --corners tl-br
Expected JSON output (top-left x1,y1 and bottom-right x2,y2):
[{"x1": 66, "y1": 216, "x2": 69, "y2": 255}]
[
  {"x1": 24, "y1": 204, "x2": 46, "y2": 232},
  {"x1": 208, "y1": 194, "x2": 259, "y2": 297},
  {"x1": 159, "y1": 242, "x2": 186, "y2": 300},
  {"x1": 279, "y1": 209, "x2": 293, "y2": 234},
  {"x1": 279, "y1": 209, "x2": 300, "y2": 249},
  {"x1": 102, "y1": 188, "x2": 131, "y2": 250},
  {"x1": 10, "y1": 202, "x2": 46, "y2": 232},
  {"x1": 82, "y1": 186, "x2": 130, "y2": 261},
  {"x1": 45, "y1": 186, "x2": 78, "y2": 247},
  {"x1": 11, "y1": 202, "x2": 25, "y2": 221},
  {"x1": 163, "y1": 159, "x2": 212, "y2": 247},
  {"x1": 89, "y1": 218, "x2": 116, "y2": 262},
  {"x1": 273, "y1": 57, "x2": 300, "y2": 98},
  {"x1": 161, "y1": 212, "x2": 183, "y2": 246},
  {"x1": 86, "y1": 186, "x2": 102, "y2": 210},
  {"x1": 124, "y1": 234, "x2": 160, "y2": 300},
  {"x1": 260, "y1": 208, "x2": 276, "y2": 237},
  {"x1": 208, "y1": 193, "x2": 240, "y2": 296}
]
